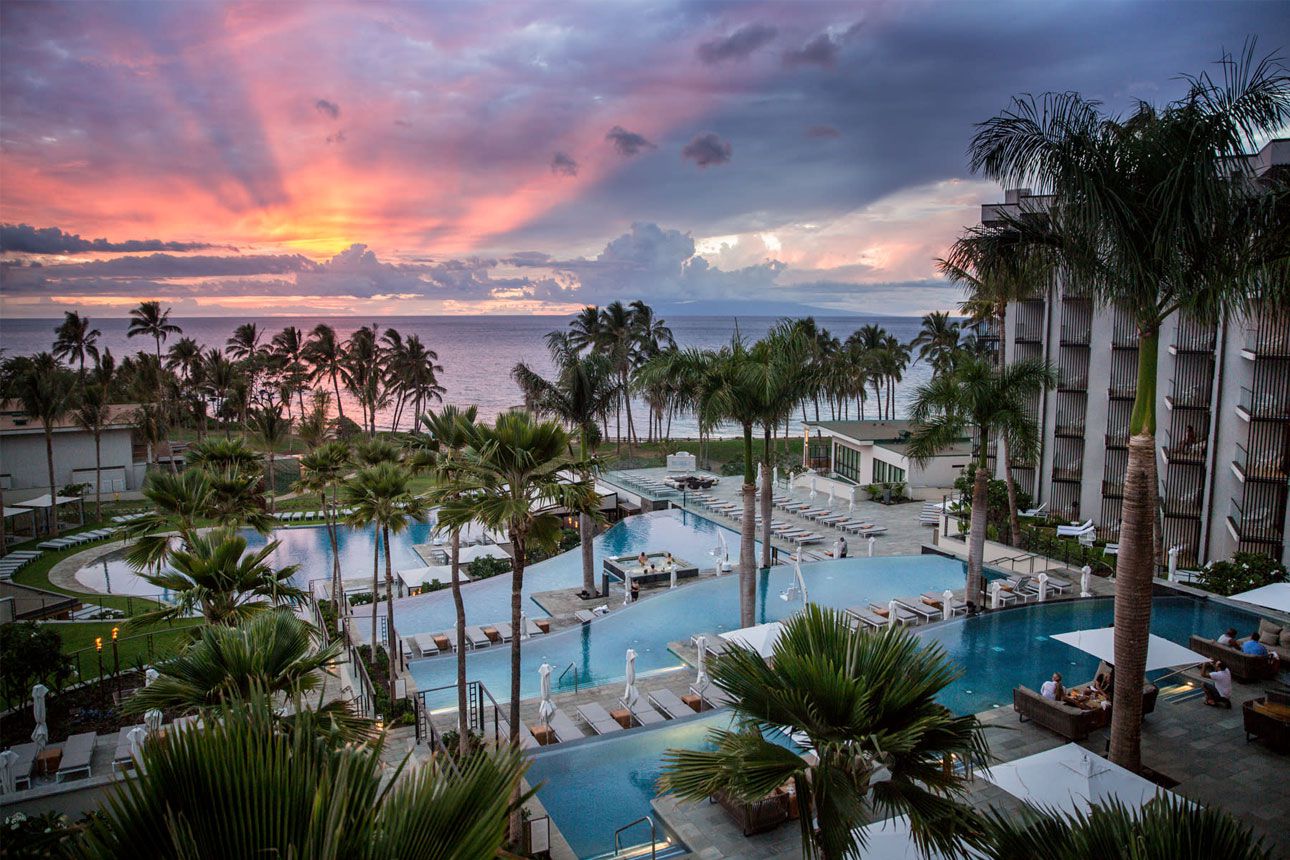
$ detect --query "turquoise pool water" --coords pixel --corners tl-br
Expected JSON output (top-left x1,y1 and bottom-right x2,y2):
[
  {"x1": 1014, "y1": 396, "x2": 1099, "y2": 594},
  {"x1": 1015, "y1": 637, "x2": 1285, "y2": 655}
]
[
  {"x1": 525, "y1": 594, "x2": 1265, "y2": 859},
  {"x1": 390, "y1": 509, "x2": 749, "y2": 634},
  {"x1": 409, "y1": 553, "x2": 971, "y2": 704}
]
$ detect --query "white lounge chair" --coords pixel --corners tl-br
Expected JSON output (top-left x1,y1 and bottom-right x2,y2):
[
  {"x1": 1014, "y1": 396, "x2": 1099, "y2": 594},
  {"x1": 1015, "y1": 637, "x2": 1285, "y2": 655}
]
[
  {"x1": 464, "y1": 626, "x2": 491, "y2": 649},
  {"x1": 576, "y1": 702, "x2": 623, "y2": 735},
  {"x1": 6, "y1": 742, "x2": 37, "y2": 791},
  {"x1": 547, "y1": 708, "x2": 586, "y2": 743},
  {"x1": 574, "y1": 609, "x2": 596, "y2": 624},
  {"x1": 56, "y1": 732, "x2": 96, "y2": 782},
  {"x1": 413, "y1": 633, "x2": 440, "y2": 656},
  {"x1": 620, "y1": 698, "x2": 667, "y2": 726},
  {"x1": 1055, "y1": 519, "x2": 1094, "y2": 537},
  {"x1": 647, "y1": 689, "x2": 695, "y2": 719},
  {"x1": 1018, "y1": 502, "x2": 1048, "y2": 518}
]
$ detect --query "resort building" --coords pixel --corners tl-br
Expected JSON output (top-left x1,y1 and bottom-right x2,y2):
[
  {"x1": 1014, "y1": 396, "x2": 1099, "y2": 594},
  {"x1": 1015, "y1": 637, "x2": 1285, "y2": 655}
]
[
  {"x1": 802, "y1": 419, "x2": 971, "y2": 499},
  {"x1": 0, "y1": 401, "x2": 147, "y2": 503},
  {"x1": 981, "y1": 138, "x2": 1290, "y2": 569}
]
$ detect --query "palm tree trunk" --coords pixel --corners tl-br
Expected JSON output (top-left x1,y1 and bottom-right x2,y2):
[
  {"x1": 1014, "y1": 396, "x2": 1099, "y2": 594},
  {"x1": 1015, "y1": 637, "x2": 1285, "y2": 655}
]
[
  {"x1": 383, "y1": 524, "x2": 398, "y2": 698},
  {"x1": 739, "y1": 426, "x2": 756, "y2": 628},
  {"x1": 329, "y1": 485, "x2": 344, "y2": 630},
  {"x1": 580, "y1": 429, "x2": 595, "y2": 596},
  {"x1": 93, "y1": 430, "x2": 102, "y2": 521},
  {"x1": 451, "y1": 528, "x2": 468, "y2": 754},
  {"x1": 1001, "y1": 436, "x2": 1022, "y2": 545},
  {"x1": 44, "y1": 426, "x2": 59, "y2": 538},
  {"x1": 966, "y1": 461, "x2": 989, "y2": 610},
  {"x1": 1109, "y1": 329, "x2": 1160, "y2": 772},
  {"x1": 507, "y1": 529, "x2": 526, "y2": 844},
  {"x1": 267, "y1": 451, "x2": 276, "y2": 514},
  {"x1": 371, "y1": 530, "x2": 380, "y2": 654},
  {"x1": 332, "y1": 370, "x2": 345, "y2": 419},
  {"x1": 760, "y1": 428, "x2": 773, "y2": 571}
]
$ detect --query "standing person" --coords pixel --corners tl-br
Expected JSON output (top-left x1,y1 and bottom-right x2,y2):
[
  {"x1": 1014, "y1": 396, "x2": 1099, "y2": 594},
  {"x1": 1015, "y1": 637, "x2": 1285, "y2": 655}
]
[{"x1": 838, "y1": 536, "x2": 848, "y2": 558}]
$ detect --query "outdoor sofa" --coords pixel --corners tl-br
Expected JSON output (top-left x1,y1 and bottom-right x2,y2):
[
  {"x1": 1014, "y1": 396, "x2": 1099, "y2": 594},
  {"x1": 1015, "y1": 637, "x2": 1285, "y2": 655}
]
[
  {"x1": 1189, "y1": 635, "x2": 1283, "y2": 683},
  {"x1": 1242, "y1": 689, "x2": 1290, "y2": 753}
]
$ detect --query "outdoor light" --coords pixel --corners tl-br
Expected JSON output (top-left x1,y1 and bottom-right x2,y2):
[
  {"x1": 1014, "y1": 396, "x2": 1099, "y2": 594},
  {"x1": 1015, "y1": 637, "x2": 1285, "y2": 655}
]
[
  {"x1": 95, "y1": 637, "x2": 103, "y2": 652},
  {"x1": 111, "y1": 626, "x2": 119, "y2": 640}
]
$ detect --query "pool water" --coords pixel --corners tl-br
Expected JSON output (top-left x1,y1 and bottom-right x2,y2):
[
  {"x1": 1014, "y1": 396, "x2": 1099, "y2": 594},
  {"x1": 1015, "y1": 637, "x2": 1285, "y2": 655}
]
[
  {"x1": 409, "y1": 553, "x2": 971, "y2": 705},
  {"x1": 391, "y1": 509, "x2": 750, "y2": 635},
  {"x1": 527, "y1": 594, "x2": 1264, "y2": 859}
]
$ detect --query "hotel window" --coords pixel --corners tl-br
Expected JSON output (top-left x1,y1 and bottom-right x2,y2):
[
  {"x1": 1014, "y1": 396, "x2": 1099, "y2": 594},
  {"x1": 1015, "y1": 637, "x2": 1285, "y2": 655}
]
[
  {"x1": 873, "y1": 459, "x2": 906, "y2": 484},
  {"x1": 834, "y1": 443, "x2": 862, "y2": 484}
]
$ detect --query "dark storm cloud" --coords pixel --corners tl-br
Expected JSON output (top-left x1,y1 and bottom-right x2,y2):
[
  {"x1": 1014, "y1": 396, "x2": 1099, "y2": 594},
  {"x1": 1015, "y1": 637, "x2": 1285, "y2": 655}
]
[
  {"x1": 605, "y1": 126, "x2": 656, "y2": 157},
  {"x1": 696, "y1": 23, "x2": 778, "y2": 64},
  {"x1": 315, "y1": 98, "x2": 340, "y2": 119},
  {"x1": 681, "y1": 133, "x2": 733, "y2": 167},
  {"x1": 550, "y1": 151, "x2": 579, "y2": 176},
  {"x1": 783, "y1": 32, "x2": 838, "y2": 68},
  {"x1": 0, "y1": 224, "x2": 227, "y2": 255}
]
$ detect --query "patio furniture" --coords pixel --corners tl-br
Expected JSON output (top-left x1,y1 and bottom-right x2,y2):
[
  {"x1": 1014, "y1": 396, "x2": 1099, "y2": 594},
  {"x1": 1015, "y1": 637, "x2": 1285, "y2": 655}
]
[
  {"x1": 497, "y1": 718, "x2": 540, "y2": 750},
  {"x1": 549, "y1": 708, "x2": 588, "y2": 743},
  {"x1": 576, "y1": 702, "x2": 623, "y2": 734},
  {"x1": 431, "y1": 633, "x2": 453, "y2": 652},
  {"x1": 1013, "y1": 686, "x2": 1104, "y2": 740},
  {"x1": 895, "y1": 598, "x2": 940, "y2": 624},
  {"x1": 492, "y1": 622, "x2": 514, "y2": 641},
  {"x1": 712, "y1": 789, "x2": 791, "y2": 836},
  {"x1": 845, "y1": 606, "x2": 887, "y2": 628},
  {"x1": 869, "y1": 602, "x2": 918, "y2": 626},
  {"x1": 413, "y1": 633, "x2": 439, "y2": 656},
  {"x1": 1242, "y1": 690, "x2": 1290, "y2": 752},
  {"x1": 574, "y1": 609, "x2": 596, "y2": 624},
  {"x1": 1189, "y1": 636, "x2": 1282, "y2": 683},
  {"x1": 55, "y1": 732, "x2": 96, "y2": 782},
  {"x1": 464, "y1": 626, "x2": 491, "y2": 649},
  {"x1": 691, "y1": 683, "x2": 733, "y2": 710},
  {"x1": 620, "y1": 698, "x2": 667, "y2": 726},
  {"x1": 648, "y1": 688, "x2": 696, "y2": 719},
  {"x1": 1056, "y1": 519, "x2": 1094, "y2": 537},
  {"x1": 920, "y1": 592, "x2": 967, "y2": 616},
  {"x1": 1018, "y1": 502, "x2": 1048, "y2": 519},
  {"x1": 112, "y1": 725, "x2": 146, "y2": 772},
  {"x1": 6, "y1": 743, "x2": 37, "y2": 791}
]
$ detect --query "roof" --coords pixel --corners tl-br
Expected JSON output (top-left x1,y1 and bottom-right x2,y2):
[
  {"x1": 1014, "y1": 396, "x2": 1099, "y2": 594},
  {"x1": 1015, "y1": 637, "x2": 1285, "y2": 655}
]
[
  {"x1": 807, "y1": 420, "x2": 971, "y2": 456},
  {"x1": 0, "y1": 401, "x2": 140, "y2": 434},
  {"x1": 876, "y1": 439, "x2": 974, "y2": 458}
]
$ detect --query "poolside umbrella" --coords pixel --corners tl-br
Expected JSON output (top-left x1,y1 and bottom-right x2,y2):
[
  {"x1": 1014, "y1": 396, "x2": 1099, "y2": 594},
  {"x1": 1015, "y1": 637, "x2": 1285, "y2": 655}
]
[
  {"x1": 1167, "y1": 546, "x2": 1179, "y2": 581},
  {"x1": 669, "y1": 564, "x2": 677, "y2": 590},
  {"x1": 1080, "y1": 565, "x2": 1093, "y2": 598},
  {"x1": 981, "y1": 743, "x2": 1179, "y2": 817},
  {"x1": 128, "y1": 726, "x2": 147, "y2": 768},
  {"x1": 1050, "y1": 628, "x2": 1206, "y2": 672},
  {"x1": 694, "y1": 636, "x2": 710, "y2": 692},
  {"x1": 520, "y1": 611, "x2": 530, "y2": 639},
  {"x1": 1229, "y1": 581, "x2": 1290, "y2": 613},
  {"x1": 868, "y1": 536, "x2": 875, "y2": 557},
  {"x1": 851, "y1": 815, "x2": 985, "y2": 860},
  {"x1": 145, "y1": 668, "x2": 159, "y2": 687},
  {"x1": 773, "y1": 466, "x2": 779, "y2": 487},
  {"x1": 810, "y1": 477, "x2": 817, "y2": 500},
  {"x1": 720, "y1": 622, "x2": 786, "y2": 659},
  {"x1": 887, "y1": 600, "x2": 900, "y2": 628},
  {"x1": 537, "y1": 663, "x2": 556, "y2": 728},
  {"x1": 0, "y1": 749, "x2": 17, "y2": 795},
  {"x1": 144, "y1": 708, "x2": 164, "y2": 736},
  {"x1": 623, "y1": 649, "x2": 639, "y2": 708},
  {"x1": 757, "y1": 462, "x2": 763, "y2": 484},
  {"x1": 31, "y1": 684, "x2": 49, "y2": 751},
  {"x1": 849, "y1": 496, "x2": 855, "y2": 514},
  {"x1": 941, "y1": 590, "x2": 955, "y2": 621}
]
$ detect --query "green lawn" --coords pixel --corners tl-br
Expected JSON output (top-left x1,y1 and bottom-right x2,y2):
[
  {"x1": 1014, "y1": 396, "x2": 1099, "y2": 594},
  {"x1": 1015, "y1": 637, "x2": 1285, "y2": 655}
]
[
  {"x1": 9, "y1": 521, "x2": 166, "y2": 615},
  {"x1": 52, "y1": 619, "x2": 199, "y2": 679}
]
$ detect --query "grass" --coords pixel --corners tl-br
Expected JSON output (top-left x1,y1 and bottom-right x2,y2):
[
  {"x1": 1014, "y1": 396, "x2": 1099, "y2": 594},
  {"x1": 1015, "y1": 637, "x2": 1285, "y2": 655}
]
[
  {"x1": 600, "y1": 436, "x2": 805, "y2": 475},
  {"x1": 52, "y1": 619, "x2": 200, "y2": 679},
  {"x1": 9, "y1": 519, "x2": 167, "y2": 614}
]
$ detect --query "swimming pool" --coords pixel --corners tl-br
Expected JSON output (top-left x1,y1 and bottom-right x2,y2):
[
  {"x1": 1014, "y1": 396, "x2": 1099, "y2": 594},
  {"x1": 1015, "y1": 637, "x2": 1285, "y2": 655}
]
[
  {"x1": 389, "y1": 509, "x2": 749, "y2": 635},
  {"x1": 409, "y1": 553, "x2": 971, "y2": 705},
  {"x1": 525, "y1": 593, "x2": 1265, "y2": 859}
]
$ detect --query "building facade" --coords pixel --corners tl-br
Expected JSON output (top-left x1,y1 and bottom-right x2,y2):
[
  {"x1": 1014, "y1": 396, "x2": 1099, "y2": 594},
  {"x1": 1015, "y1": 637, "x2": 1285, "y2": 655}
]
[
  {"x1": 984, "y1": 138, "x2": 1289, "y2": 568},
  {"x1": 803, "y1": 419, "x2": 971, "y2": 499},
  {"x1": 0, "y1": 403, "x2": 148, "y2": 502}
]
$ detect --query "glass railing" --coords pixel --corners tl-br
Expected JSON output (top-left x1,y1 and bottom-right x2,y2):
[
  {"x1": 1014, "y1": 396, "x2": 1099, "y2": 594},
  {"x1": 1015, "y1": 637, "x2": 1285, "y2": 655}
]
[
  {"x1": 1163, "y1": 428, "x2": 1206, "y2": 464},
  {"x1": 1229, "y1": 496, "x2": 1284, "y2": 541},
  {"x1": 1238, "y1": 386, "x2": 1290, "y2": 420},
  {"x1": 1235, "y1": 442, "x2": 1286, "y2": 481}
]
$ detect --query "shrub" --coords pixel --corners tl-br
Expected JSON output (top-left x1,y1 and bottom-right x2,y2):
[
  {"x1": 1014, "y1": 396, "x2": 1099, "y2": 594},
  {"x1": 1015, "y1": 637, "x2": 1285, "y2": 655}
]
[
  {"x1": 419, "y1": 579, "x2": 447, "y2": 593},
  {"x1": 356, "y1": 644, "x2": 415, "y2": 725},
  {"x1": 466, "y1": 555, "x2": 511, "y2": 580},
  {"x1": 953, "y1": 464, "x2": 1032, "y2": 538},
  {"x1": 1195, "y1": 553, "x2": 1287, "y2": 597},
  {"x1": 0, "y1": 622, "x2": 73, "y2": 706}
]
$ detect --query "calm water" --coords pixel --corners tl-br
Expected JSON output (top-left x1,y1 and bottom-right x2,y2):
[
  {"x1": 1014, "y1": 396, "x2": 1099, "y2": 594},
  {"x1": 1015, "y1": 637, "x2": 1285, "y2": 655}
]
[
  {"x1": 526, "y1": 594, "x2": 1265, "y2": 859},
  {"x1": 0, "y1": 314, "x2": 931, "y2": 434}
]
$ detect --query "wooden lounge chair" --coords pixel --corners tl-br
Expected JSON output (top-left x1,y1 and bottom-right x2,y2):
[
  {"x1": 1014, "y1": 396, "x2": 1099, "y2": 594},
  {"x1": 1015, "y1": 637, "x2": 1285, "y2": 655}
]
[
  {"x1": 7, "y1": 742, "x2": 37, "y2": 791},
  {"x1": 432, "y1": 633, "x2": 453, "y2": 652},
  {"x1": 464, "y1": 626, "x2": 491, "y2": 649},
  {"x1": 56, "y1": 732, "x2": 96, "y2": 782},
  {"x1": 549, "y1": 708, "x2": 588, "y2": 743},
  {"x1": 413, "y1": 633, "x2": 439, "y2": 656},
  {"x1": 648, "y1": 688, "x2": 696, "y2": 719},
  {"x1": 621, "y1": 698, "x2": 667, "y2": 726},
  {"x1": 576, "y1": 702, "x2": 623, "y2": 734}
]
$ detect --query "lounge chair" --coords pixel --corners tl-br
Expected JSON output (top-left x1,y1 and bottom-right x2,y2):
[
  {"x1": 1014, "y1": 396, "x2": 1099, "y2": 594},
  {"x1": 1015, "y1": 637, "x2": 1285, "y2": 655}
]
[
  {"x1": 895, "y1": 598, "x2": 940, "y2": 624},
  {"x1": 113, "y1": 725, "x2": 146, "y2": 771},
  {"x1": 869, "y1": 602, "x2": 919, "y2": 626},
  {"x1": 574, "y1": 609, "x2": 596, "y2": 624},
  {"x1": 621, "y1": 698, "x2": 667, "y2": 726},
  {"x1": 1055, "y1": 519, "x2": 1094, "y2": 537},
  {"x1": 854, "y1": 526, "x2": 888, "y2": 536},
  {"x1": 576, "y1": 702, "x2": 624, "y2": 734},
  {"x1": 792, "y1": 533, "x2": 825, "y2": 545},
  {"x1": 55, "y1": 732, "x2": 96, "y2": 782},
  {"x1": 1018, "y1": 502, "x2": 1048, "y2": 518},
  {"x1": 411, "y1": 633, "x2": 439, "y2": 657},
  {"x1": 402, "y1": 636, "x2": 421, "y2": 658},
  {"x1": 920, "y1": 592, "x2": 967, "y2": 617},
  {"x1": 464, "y1": 626, "x2": 491, "y2": 649},
  {"x1": 497, "y1": 718, "x2": 540, "y2": 750},
  {"x1": 547, "y1": 708, "x2": 587, "y2": 742},
  {"x1": 492, "y1": 622, "x2": 514, "y2": 641},
  {"x1": 691, "y1": 684, "x2": 733, "y2": 710},
  {"x1": 6, "y1": 742, "x2": 37, "y2": 791},
  {"x1": 648, "y1": 688, "x2": 696, "y2": 719},
  {"x1": 431, "y1": 632, "x2": 454, "y2": 653},
  {"x1": 845, "y1": 606, "x2": 886, "y2": 628}
]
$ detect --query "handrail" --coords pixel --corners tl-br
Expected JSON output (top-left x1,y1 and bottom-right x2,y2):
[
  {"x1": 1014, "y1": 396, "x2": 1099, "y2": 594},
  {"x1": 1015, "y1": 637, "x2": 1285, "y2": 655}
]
[
  {"x1": 558, "y1": 662, "x2": 580, "y2": 693},
  {"x1": 613, "y1": 815, "x2": 657, "y2": 859}
]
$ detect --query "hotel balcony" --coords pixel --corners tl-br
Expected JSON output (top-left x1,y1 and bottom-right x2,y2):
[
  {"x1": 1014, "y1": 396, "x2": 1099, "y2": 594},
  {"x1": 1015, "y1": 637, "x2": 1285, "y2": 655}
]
[
  {"x1": 1104, "y1": 432, "x2": 1127, "y2": 449},
  {"x1": 1110, "y1": 322, "x2": 1139, "y2": 350},
  {"x1": 1054, "y1": 418, "x2": 1085, "y2": 438},
  {"x1": 1014, "y1": 324, "x2": 1043, "y2": 344},
  {"x1": 1101, "y1": 479, "x2": 1124, "y2": 499},
  {"x1": 1227, "y1": 497, "x2": 1285, "y2": 544},
  {"x1": 1165, "y1": 383, "x2": 1211, "y2": 411},
  {"x1": 1108, "y1": 383, "x2": 1136, "y2": 400},
  {"x1": 1242, "y1": 323, "x2": 1290, "y2": 360},
  {"x1": 1232, "y1": 441, "x2": 1287, "y2": 484},
  {"x1": 1169, "y1": 317, "x2": 1218, "y2": 355},
  {"x1": 1057, "y1": 373, "x2": 1088, "y2": 392},
  {"x1": 1059, "y1": 326, "x2": 1091, "y2": 347},
  {"x1": 1161, "y1": 491, "x2": 1204, "y2": 519},
  {"x1": 1052, "y1": 464, "x2": 1083, "y2": 483},
  {"x1": 1236, "y1": 386, "x2": 1290, "y2": 422},
  {"x1": 1161, "y1": 429, "x2": 1206, "y2": 465}
]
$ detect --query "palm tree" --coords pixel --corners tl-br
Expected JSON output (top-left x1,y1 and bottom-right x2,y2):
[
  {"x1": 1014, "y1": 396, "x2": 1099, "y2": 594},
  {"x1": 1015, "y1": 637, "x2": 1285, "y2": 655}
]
[
  {"x1": 270, "y1": 325, "x2": 309, "y2": 417},
  {"x1": 52, "y1": 311, "x2": 100, "y2": 378},
  {"x1": 201, "y1": 349, "x2": 239, "y2": 437},
  {"x1": 9, "y1": 354, "x2": 75, "y2": 536},
  {"x1": 344, "y1": 462, "x2": 428, "y2": 696},
  {"x1": 250, "y1": 404, "x2": 291, "y2": 512},
  {"x1": 132, "y1": 530, "x2": 303, "y2": 628},
  {"x1": 417, "y1": 406, "x2": 480, "y2": 754},
  {"x1": 907, "y1": 356, "x2": 1054, "y2": 609},
  {"x1": 304, "y1": 323, "x2": 348, "y2": 419},
  {"x1": 752, "y1": 327, "x2": 811, "y2": 570},
  {"x1": 969, "y1": 45, "x2": 1290, "y2": 770},
  {"x1": 660, "y1": 605, "x2": 989, "y2": 860},
  {"x1": 512, "y1": 344, "x2": 616, "y2": 597},
  {"x1": 295, "y1": 440, "x2": 351, "y2": 631},
  {"x1": 429, "y1": 413, "x2": 596, "y2": 807},
  {"x1": 345, "y1": 325, "x2": 384, "y2": 435},
  {"x1": 126, "y1": 300, "x2": 181, "y2": 361},
  {"x1": 981, "y1": 796, "x2": 1272, "y2": 860},
  {"x1": 910, "y1": 311, "x2": 961, "y2": 376},
  {"x1": 73, "y1": 694, "x2": 529, "y2": 859},
  {"x1": 74, "y1": 380, "x2": 111, "y2": 521}
]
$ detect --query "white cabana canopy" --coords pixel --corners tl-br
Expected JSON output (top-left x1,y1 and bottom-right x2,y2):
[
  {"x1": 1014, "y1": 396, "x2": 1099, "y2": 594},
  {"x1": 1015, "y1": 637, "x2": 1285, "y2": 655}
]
[
  {"x1": 1229, "y1": 582, "x2": 1290, "y2": 614},
  {"x1": 15, "y1": 494, "x2": 81, "y2": 509},
  {"x1": 1050, "y1": 628, "x2": 1206, "y2": 672},
  {"x1": 720, "y1": 621, "x2": 785, "y2": 658},
  {"x1": 852, "y1": 815, "x2": 984, "y2": 860},
  {"x1": 981, "y1": 743, "x2": 1182, "y2": 816},
  {"x1": 3, "y1": 506, "x2": 37, "y2": 518}
]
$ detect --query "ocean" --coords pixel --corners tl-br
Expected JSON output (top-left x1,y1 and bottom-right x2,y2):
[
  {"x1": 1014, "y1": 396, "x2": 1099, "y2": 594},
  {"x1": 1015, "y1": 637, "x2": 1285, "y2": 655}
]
[{"x1": 0, "y1": 314, "x2": 931, "y2": 437}]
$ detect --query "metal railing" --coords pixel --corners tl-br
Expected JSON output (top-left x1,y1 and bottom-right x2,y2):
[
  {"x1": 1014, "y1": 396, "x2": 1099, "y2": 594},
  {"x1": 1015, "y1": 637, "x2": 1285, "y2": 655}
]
[
  {"x1": 414, "y1": 679, "x2": 502, "y2": 746},
  {"x1": 613, "y1": 816, "x2": 658, "y2": 859},
  {"x1": 558, "y1": 662, "x2": 581, "y2": 694}
]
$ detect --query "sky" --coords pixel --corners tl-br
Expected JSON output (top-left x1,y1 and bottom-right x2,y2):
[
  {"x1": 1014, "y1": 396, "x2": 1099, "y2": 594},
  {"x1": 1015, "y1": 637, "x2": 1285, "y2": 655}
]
[{"x1": 1, "y1": 0, "x2": 1286, "y2": 318}]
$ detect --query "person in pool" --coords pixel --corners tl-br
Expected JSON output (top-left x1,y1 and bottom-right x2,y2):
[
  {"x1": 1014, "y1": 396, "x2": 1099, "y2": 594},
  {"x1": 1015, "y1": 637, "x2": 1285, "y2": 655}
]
[{"x1": 637, "y1": 552, "x2": 649, "y2": 568}]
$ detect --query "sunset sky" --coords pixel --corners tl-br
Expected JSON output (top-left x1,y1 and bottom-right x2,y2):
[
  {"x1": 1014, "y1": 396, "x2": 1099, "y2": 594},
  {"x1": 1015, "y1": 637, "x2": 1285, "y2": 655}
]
[{"x1": 1, "y1": 0, "x2": 1285, "y2": 318}]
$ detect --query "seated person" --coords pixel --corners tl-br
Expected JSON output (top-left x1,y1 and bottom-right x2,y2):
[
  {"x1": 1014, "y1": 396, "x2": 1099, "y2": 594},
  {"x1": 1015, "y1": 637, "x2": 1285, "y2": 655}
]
[
  {"x1": 1201, "y1": 660, "x2": 1233, "y2": 708},
  {"x1": 838, "y1": 537, "x2": 848, "y2": 558},
  {"x1": 1217, "y1": 627, "x2": 1238, "y2": 647},
  {"x1": 664, "y1": 551, "x2": 675, "y2": 566},
  {"x1": 1241, "y1": 630, "x2": 1281, "y2": 666},
  {"x1": 637, "y1": 552, "x2": 649, "y2": 568},
  {"x1": 1090, "y1": 672, "x2": 1110, "y2": 696},
  {"x1": 1040, "y1": 672, "x2": 1065, "y2": 701}
]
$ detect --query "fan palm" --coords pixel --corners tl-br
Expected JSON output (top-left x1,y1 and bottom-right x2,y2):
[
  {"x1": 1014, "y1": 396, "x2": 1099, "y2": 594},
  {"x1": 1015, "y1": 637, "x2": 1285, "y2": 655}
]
[
  {"x1": 296, "y1": 440, "x2": 352, "y2": 631},
  {"x1": 659, "y1": 605, "x2": 989, "y2": 860},
  {"x1": 74, "y1": 381, "x2": 111, "y2": 521},
  {"x1": 250, "y1": 404, "x2": 292, "y2": 512},
  {"x1": 271, "y1": 325, "x2": 309, "y2": 417},
  {"x1": 417, "y1": 406, "x2": 480, "y2": 753},
  {"x1": 126, "y1": 300, "x2": 181, "y2": 361},
  {"x1": 513, "y1": 345, "x2": 616, "y2": 596},
  {"x1": 969, "y1": 44, "x2": 1290, "y2": 770},
  {"x1": 907, "y1": 356, "x2": 1054, "y2": 608},
  {"x1": 132, "y1": 529, "x2": 303, "y2": 628},
  {"x1": 981, "y1": 796, "x2": 1271, "y2": 859},
  {"x1": 344, "y1": 462, "x2": 428, "y2": 696},
  {"x1": 71, "y1": 694, "x2": 530, "y2": 860},
  {"x1": 53, "y1": 311, "x2": 100, "y2": 378}
]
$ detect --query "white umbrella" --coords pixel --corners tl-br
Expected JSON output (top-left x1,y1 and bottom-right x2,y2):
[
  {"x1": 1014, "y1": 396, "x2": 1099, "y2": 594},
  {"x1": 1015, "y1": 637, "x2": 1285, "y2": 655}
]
[
  {"x1": 1036, "y1": 572, "x2": 1050, "y2": 602},
  {"x1": 145, "y1": 668, "x2": 159, "y2": 686},
  {"x1": 128, "y1": 726, "x2": 147, "y2": 767},
  {"x1": 720, "y1": 622, "x2": 786, "y2": 658},
  {"x1": 981, "y1": 743, "x2": 1180, "y2": 817},
  {"x1": 1080, "y1": 565, "x2": 1093, "y2": 598},
  {"x1": 31, "y1": 684, "x2": 49, "y2": 751},
  {"x1": 887, "y1": 600, "x2": 899, "y2": 628},
  {"x1": 623, "y1": 649, "x2": 639, "y2": 708},
  {"x1": 867, "y1": 536, "x2": 876, "y2": 557},
  {"x1": 1229, "y1": 582, "x2": 1290, "y2": 613},
  {"x1": 757, "y1": 462, "x2": 764, "y2": 484},
  {"x1": 669, "y1": 565, "x2": 677, "y2": 589},
  {"x1": 828, "y1": 482, "x2": 835, "y2": 507},
  {"x1": 852, "y1": 815, "x2": 985, "y2": 860},
  {"x1": 537, "y1": 663, "x2": 556, "y2": 727},
  {"x1": 1167, "y1": 546, "x2": 1179, "y2": 581},
  {"x1": 794, "y1": 559, "x2": 809, "y2": 604},
  {"x1": 849, "y1": 496, "x2": 855, "y2": 514},
  {"x1": 695, "y1": 635, "x2": 710, "y2": 692},
  {"x1": 773, "y1": 466, "x2": 780, "y2": 487},
  {"x1": 1050, "y1": 628, "x2": 1206, "y2": 672},
  {"x1": 809, "y1": 476, "x2": 818, "y2": 500},
  {"x1": 0, "y1": 749, "x2": 17, "y2": 795},
  {"x1": 144, "y1": 708, "x2": 164, "y2": 736},
  {"x1": 520, "y1": 611, "x2": 530, "y2": 639},
  {"x1": 941, "y1": 589, "x2": 955, "y2": 621}
]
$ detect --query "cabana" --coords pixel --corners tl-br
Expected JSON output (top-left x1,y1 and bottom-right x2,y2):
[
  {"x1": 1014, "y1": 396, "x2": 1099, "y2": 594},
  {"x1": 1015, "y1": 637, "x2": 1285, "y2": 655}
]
[
  {"x1": 3, "y1": 506, "x2": 38, "y2": 543},
  {"x1": 14, "y1": 495, "x2": 84, "y2": 536},
  {"x1": 720, "y1": 621, "x2": 785, "y2": 659},
  {"x1": 1229, "y1": 582, "x2": 1290, "y2": 614},
  {"x1": 981, "y1": 743, "x2": 1186, "y2": 816}
]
